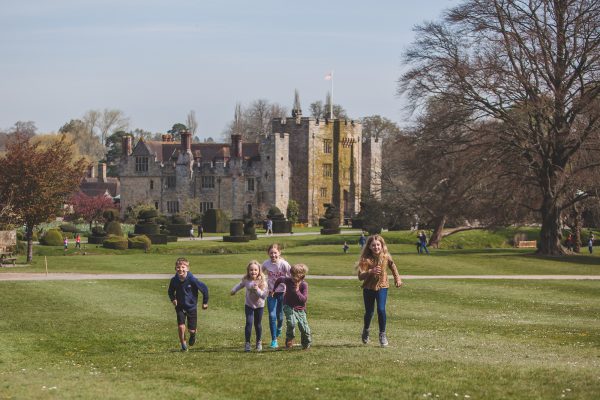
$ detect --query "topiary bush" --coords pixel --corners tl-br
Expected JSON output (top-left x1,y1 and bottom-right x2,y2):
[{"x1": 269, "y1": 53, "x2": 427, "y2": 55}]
[
  {"x1": 171, "y1": 214, "x2": 186, "y2": 224},
  {"x1": 139, "y1": 208, "x2": 158, "y2": 221},
  {"x1": 103, "y1": 208, "x2": 120, "y2": 222},
  {"x1": 128, "y1": 235, "x2": 151, "y2": 250},
  {"x1": 104, "y1": 221, "x2": 123, "y2": 236},
  {"x1": 202, "y1": 209, "x2": 230, "y2": 233},
  {"x1": 60, "y1": 223, "x2": 78, "y2": 233},
  {"x1": 40, "y1": 229, "x2": 64, "y2": 246},
  {"x1": 102, "y1": 235, "x2": 128, "y2": 250}
]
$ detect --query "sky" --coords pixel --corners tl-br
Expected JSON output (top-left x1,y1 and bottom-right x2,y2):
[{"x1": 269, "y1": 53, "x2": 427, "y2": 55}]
[{"x1": 0, "y1": 0, "x2": 458, "y2": 140}]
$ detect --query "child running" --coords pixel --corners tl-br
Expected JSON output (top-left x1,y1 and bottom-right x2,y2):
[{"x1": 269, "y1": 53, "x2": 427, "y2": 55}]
[
  {"x1": 262, "y1": 243, "x2": 291, "y2": 348},
  {"x1": 272, "y1": 263, "x2": 312, "y2": 350},
  {"x1": 167, "y1": 257, "x2": 209, "y2": 351},
  {"x1": 231, "y1": 260, "x2": 268, "y2": 352},
  {"x1": 357, "y1": 234, "x2": 402, "y2": 347}
]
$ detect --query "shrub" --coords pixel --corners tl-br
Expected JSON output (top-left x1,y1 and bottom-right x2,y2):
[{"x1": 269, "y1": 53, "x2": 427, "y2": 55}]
[
  {"x1": 268, "y1": 206, "x2": 284, "y2": 219},
  {"x1": 202, "y1": 209, "x2": 230, "y2": 233},
  {"x1": 105, "y1": 221, "x2": 123, "y2": 236},
  {"x1": 166, "y1": 224, "x2": 193, "y2": 237},
  {"x1": 135, "y1": 223, "x2": 161, "y2": 235},
  {"x1": 40, "y1": 229, "x2": 64, "y2": 246},
  {"x1": 59, "y1": 223, "x2": 78, "y2": 233},
  {"x1": 91, "y1": 226, "x2": 106, "y2": 236},
  {"x1": 128, "y1": 235, "x2": 151, "y2": 250},
  {"x1": 103, "y1": 208, "x2": 120, "y2": 222},
  {"x1": 17, "y1": 231, "x2": 38, "y2": 241},
  {"x1": 171, "y1": 214, "x2": 186, "y2": 224},
  {"x1": 155, "y1": 215, "x2": 169, "y2": 225},
  {"x1": 102, "y1": 235, "x2": 128, "y2": 250},
  {"x1": 139, "y1": 208, "x2": 158, "y2": 220}
]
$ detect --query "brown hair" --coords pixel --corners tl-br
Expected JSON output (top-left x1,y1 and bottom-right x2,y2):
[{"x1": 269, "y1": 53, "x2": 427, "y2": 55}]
[
  {"x1": 357, "y1": 234, "x2": 392, "y2": 270},
  {"x1": 175, "y1": 257, "x2": 189, "y2": 267},
  {"x1": 291, "y1": 263, "x2": 308, "y2": 283}
]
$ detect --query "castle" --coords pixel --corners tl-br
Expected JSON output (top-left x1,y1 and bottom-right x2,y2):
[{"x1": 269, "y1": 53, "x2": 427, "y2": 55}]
[{"x1": 118, "y1": 105, "x2": 381, "y2": 225}]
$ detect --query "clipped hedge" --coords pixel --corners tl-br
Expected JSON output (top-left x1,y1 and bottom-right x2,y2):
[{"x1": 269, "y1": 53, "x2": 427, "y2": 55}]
[
  {"x1": 135, "y1": 223, "x2": 160, "y2": 235},
  {"x1": 202, "y1": 209, "x2": 229, "y2": 233},
  {"x1": 166, "y1": 224, "x2": 193, "y2": 237},
  {"x1": 88, "y1": 236, "x2": 107, "y2": 244},
  {"x1": 102, "y1": 235, "x2": 128, "y2": 250},
  {"x1": 105, "y1": 221, "x2": 124, "y2": 236},
  {"x1": 128, "y1": 235, "x2": 151, "y2": 250},
  {"x1": 60, "y1": 223, "x2": 78, "y2": 233},
  {"x1": 40, "y1": 229, "x2": 64, "y2": 246}
]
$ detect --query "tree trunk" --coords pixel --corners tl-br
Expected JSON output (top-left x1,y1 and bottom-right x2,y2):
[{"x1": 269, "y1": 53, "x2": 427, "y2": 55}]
[
  {"x1": 538, "y1": 198, "x2": 564, "y2": 255},
  {"x1": 573, "y1": 205, "x2": 582, "y2": 253},
  {"x1": 26, "y1": 224, "x2": 34, "y2": 263},
  {"x1": 429, "y1": 215, "x2": 447, "y2": 248}
]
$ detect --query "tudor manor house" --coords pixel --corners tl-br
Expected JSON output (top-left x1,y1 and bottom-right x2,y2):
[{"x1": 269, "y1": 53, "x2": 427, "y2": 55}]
[{"x1": 118, "y1": 103, "x2": 382, "y2": 225}]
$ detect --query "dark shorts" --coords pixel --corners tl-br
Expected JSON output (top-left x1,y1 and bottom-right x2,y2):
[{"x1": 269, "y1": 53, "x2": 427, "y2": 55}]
[{"x1": 175, "y1": 307, "x2": 197, "y2": 330}]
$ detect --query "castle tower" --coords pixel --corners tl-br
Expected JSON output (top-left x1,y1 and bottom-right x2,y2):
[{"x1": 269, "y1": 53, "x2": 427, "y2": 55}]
[{"x1": 260, "y1": 131, "x2": 290, "y2": 215}]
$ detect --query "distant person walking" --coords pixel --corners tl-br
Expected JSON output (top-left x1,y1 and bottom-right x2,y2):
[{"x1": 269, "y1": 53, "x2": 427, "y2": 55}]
[
  {"x1": 198, "y1": 224, "x2": 203, "y2": 239},
  {"x1": 75, "y1": 234, "x2": 81, "y2": 249},
  {"x1": 588, "y1": 233, "x2": 595, "y2": 254},
  {"x1": 266, "y1": 217, "x2": 273, "y2": 236},
  {"x1": 189, "y1": 227, "x2": 195, "y2": 240},
  {"x1": 418, "y1": 231, "x2": 430, "y2": 255},
  {"x1": 343, "y1": 241, "x2": 349, "y2": 254},
  {"x1": 358, "y1": 233, "x2": 367, "y2": 249},
  {"x1": 63, "y1": 237, "x2": 68, "y2": 251}
]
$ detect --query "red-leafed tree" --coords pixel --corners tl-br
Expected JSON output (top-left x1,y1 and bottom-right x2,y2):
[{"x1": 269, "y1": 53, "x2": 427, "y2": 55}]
[
  {"x1": 0, "y1": 133, "x2": 87, "y2": 262},
  {"x1": 70, "y1": 192, "x2": 116, "y2": 230}
]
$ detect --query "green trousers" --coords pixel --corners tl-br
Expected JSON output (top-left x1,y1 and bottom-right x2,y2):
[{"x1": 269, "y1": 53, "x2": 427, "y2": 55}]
[{"x1": 283, "y1": 305, "x2": 312, "y2": 348}]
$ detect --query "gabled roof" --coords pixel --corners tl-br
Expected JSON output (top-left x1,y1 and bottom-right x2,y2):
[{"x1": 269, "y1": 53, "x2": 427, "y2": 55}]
[
  {"x1": 80, "y1": 177, "x2": 120, "y2": 198},
  {"x1": 133, "y1": 139, "x2": 260, "y2": 162}
]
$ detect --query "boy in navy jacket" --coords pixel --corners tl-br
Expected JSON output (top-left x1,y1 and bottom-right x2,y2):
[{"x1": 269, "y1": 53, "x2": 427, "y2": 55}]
[{"x1": 168, "y1": 257, "x2": 209, "y2": 351}]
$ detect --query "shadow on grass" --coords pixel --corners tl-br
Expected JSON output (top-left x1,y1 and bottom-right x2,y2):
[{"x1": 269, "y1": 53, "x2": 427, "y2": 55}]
[{"x1": 165, "y1": 342, "x2": 365, "y2": 354}]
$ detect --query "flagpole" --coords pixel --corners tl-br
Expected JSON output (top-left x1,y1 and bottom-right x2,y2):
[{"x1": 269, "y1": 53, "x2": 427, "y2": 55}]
[{"x1": 330, "y1": 70, "x2": 334, "y2": 119}]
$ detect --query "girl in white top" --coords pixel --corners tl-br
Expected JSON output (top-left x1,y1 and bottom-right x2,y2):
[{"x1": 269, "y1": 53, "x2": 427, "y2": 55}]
[
  {"x1": 231, "y1": 260, "x2": 268, "y2": 352},
  {"x1": 261, "y1": 243, "x2": 291, "y2": 348}
]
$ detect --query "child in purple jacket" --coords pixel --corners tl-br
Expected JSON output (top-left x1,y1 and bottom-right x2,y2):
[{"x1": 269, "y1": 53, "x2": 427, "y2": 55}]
[
  {"x1": 272, "y1": 263, "x2": 312, "y2": 350},
  {"x1": 231, "y1": 260, "x2": 268, "y2": 352}
]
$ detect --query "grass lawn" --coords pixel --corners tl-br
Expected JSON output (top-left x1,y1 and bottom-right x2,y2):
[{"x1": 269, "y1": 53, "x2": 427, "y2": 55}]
[{"x1": 0, "y1": 278, "x2": 598, "y2": 399}]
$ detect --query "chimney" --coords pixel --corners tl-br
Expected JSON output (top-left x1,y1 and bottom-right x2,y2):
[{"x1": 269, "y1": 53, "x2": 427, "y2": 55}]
[
  {"x1": 122, "y1": 135, "x2": 132, "y2": 156},
  {"x1": 98, "y1": 162, "x2": 107, "y2": 182},
  {"x1": 181, "y1": 130, "x2": 192, "y2": 153},
  {"x1": 87, "y1": 164, "x2": 95, "y2": 178},
  {"x1": 231, "y1": 134, "x2": 242, "y2": 158}
]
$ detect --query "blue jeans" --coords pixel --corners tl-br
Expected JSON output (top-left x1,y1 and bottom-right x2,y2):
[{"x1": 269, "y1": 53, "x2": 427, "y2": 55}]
[
  {"x1": 244, "y1": 305, "x2": 263, "y2": 343},
  {"x1": 267, "y1": 292, "x2": 284, "y2": 340},
  {"x1": 420, "y1": 242, "x2": 429, "y2": 255},
  {"x1": 363, "y1": 288, "x2": 388, "y2": 333}
]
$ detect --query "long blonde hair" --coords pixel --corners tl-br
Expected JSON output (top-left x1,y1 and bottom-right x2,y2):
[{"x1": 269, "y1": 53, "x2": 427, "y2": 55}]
[
  {"x1": 356, "y1": 234, "x2": 392, "y2": 271},
  {"x1": 244, "y1": 260, "x2": 266, "y2": 290}
]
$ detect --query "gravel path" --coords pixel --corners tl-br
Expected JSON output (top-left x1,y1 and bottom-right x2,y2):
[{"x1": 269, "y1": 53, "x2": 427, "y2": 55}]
[{"x1": 1, "y1": 273, "x2": 599, "y2": 281}]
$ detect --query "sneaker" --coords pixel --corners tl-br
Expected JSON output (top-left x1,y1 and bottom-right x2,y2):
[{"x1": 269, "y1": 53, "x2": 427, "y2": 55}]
[
  {"x1": 361, "y1": 328, "x2": 370, "y2": 344},
  {"x1": 270, "y1": 340, "x2": 278, "y2": 349},
  {"x1": 379, "y1": 332, "x2": 388, "y2": 347},
  {"x1": 285, "y1": 339, "x2": 294, "y2": 348},
  {"x1": 256, "y1": 341, "x2": 262, "y2": 352},
  {"x1": 181, "y1": 343, "x2": 188, "y2": 352},
  {"x1": 189, "y1": 333, "x2": 196, "y2": 346},
  {"x1": 302, "y1": 343, "x2": 311, "y2": 350},
  {"x1": 244, "y1": 342, "x2": 251, "y2": 352}
]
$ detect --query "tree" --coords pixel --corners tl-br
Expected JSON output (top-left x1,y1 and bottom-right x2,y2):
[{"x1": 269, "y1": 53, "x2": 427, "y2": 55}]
[
  {"x1": 0, "y1": 133, "x2": 87, "y2": 262},
  {"x1": 309, "y1": 96, "x2": 347, "y2": 119},
  {"x1": 97, "y1": 109, "x2": 129, "y2": 146},
  {"x1": 187, "y1": 110, "x2": 199, "y2": 138},
  {"x1": 399, "y1": 0, "x2": 600, "y2": 255},
  {"x1": 70, "y1": 192, "x2": 115, "y2": 230},
  {"x1": 223, "y1": 100, "x2": 288, "y2": 143},
  {"x1": 361, "y1": 115, "x2": 401, "y2": 140},
  {"x1": 104, "y1": 131, "x2": 131, "y2": 176},
  {"x1": 59, "y1": 119, "x2": 105, "y2": 161},
  {"x1": 168, "y1": 123, "x2": 188, "y2": 141}
]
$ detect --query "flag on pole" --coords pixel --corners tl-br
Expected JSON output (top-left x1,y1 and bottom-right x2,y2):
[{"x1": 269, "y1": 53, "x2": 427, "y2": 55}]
[{"x1": 324, "y1": 72, "x2": 333, "y2": 80}]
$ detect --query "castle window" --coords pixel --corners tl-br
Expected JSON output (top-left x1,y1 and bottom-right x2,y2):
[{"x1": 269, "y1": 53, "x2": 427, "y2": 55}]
[
  {"x1": 135, "y1": 156, "x2": 148, "y2": 172},
  {"x1": 246, "y1": 178, "x2": 255, "y2": 192},
  {"x1": 323, "y1": 139, "x2": 332, "y2": 154},
  {"x1": 320, "y1": 187, "x2": 328, "y2": 197},
  {"x1": 323, "y1": 163, "x2": 333, "y2": 178},
  {"x1": 154, "y1": 201, "x2": 159, "y2": 209},
  {"x1": 200, "y1": 202, "x2": 214, "y2": 213},
  {"x1": 167, "y1": 201, "x2": 179, "y2": 214},
  {"x1": 202, "y1": 176, "x2": 215, "y2": 189},
  {"x1": 166, "y1": 175, "x2": 176, "y2": 189},
  {"x1": 246, "y1": 203, "x2": 252, "y2": 216},
  {"x1": 150, "y1": 180, "x2": 154, "y2": 190}
]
